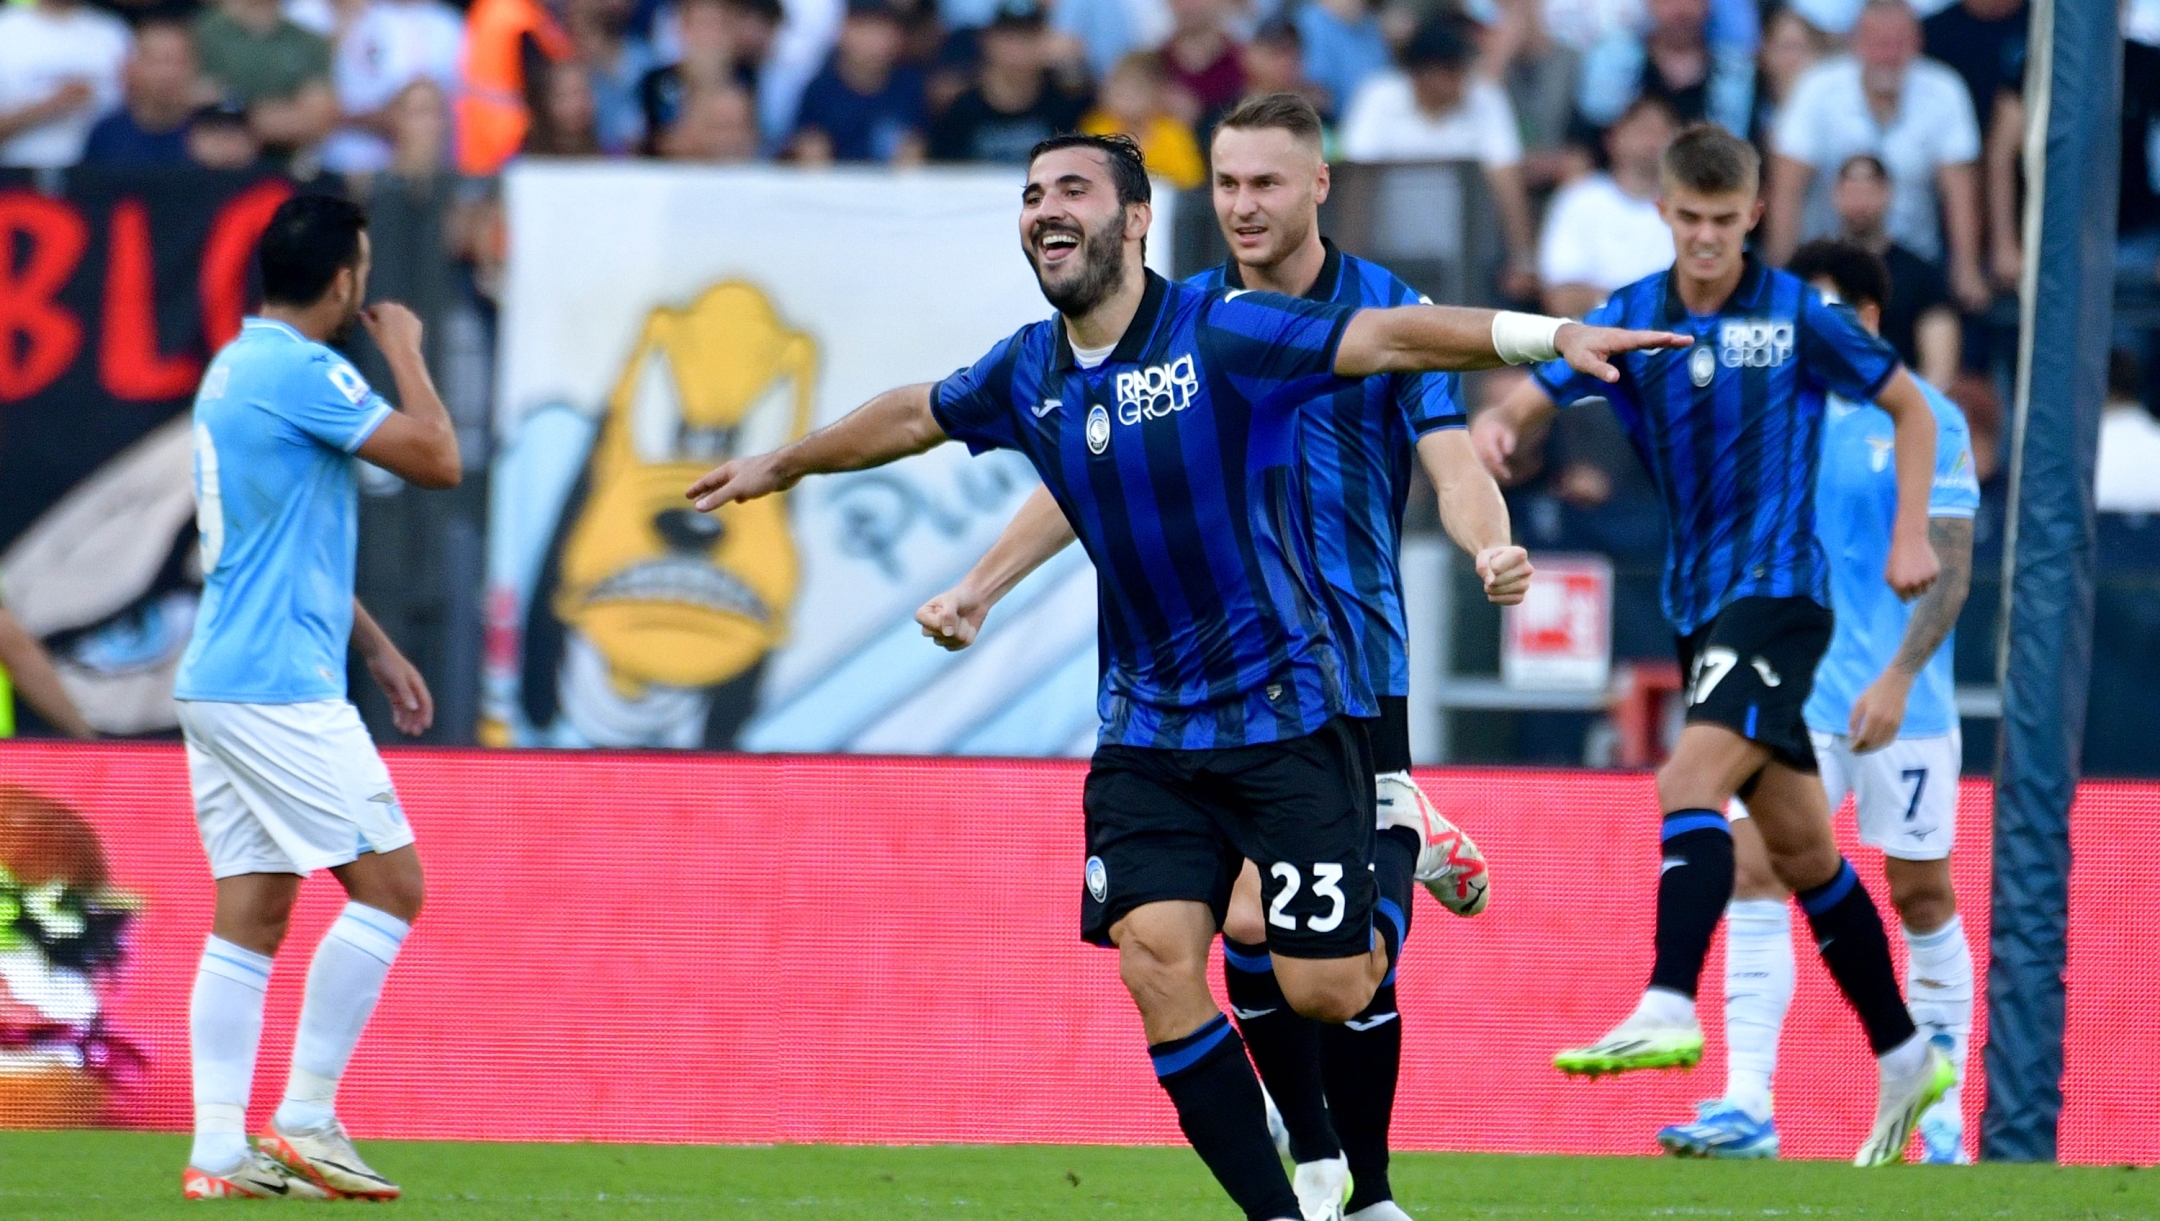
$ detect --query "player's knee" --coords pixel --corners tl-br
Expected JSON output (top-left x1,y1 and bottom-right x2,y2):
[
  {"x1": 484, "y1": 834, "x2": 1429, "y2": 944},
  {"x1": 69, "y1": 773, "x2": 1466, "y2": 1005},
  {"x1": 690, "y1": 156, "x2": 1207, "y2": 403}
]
[
  {"x1": 1764, "y1": 840, "x2": 1841, "y2": 894},
  {"x1": 1277, "y1": 960, "x2": 1378, "y2": 1024},
  {"x1": 1888, "y1": 865, "x2": 1956, "y2": 932},
  {"x1": 1221, "y1": 897, "x2": 1266, "y2": 946},
  {"x1": 1115, "y1": 931, "x2": 1205, "y2": 1012}
]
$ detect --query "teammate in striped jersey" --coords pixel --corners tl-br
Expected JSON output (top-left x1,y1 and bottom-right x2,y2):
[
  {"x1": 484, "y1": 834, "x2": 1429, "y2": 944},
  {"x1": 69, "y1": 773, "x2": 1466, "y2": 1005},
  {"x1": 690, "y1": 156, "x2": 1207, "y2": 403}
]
[
  {"x1": 688, "y1": 132, "x2": 1680, "y2": 1220},
  {"x1": 913, "y1": 94, "x2": 1529, "y2": 1221},
  {"x1": 1655, "y1": 239, "x2": 1980, "y2": 1164},
  {"x1": 1473, "y1": 124, "x2": 1953, "y2": 1165}
]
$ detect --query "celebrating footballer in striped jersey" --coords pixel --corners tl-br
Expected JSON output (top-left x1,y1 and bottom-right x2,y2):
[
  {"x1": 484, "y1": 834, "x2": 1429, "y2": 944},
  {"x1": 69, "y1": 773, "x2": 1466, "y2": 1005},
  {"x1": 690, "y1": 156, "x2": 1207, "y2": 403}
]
[
  {"x1": 688, "y1": 130, "x2": 1684, "y2": 1221},
  {"x1": 1475, "y1": 124, "x2": 1954, "y2": 1166},
  {"x1": 1655, "y1": 239, "x2": 1980, "y2": 1165},
  {"x1": 911, "y1": 93, "x2": 1526, "y2": 1221}
]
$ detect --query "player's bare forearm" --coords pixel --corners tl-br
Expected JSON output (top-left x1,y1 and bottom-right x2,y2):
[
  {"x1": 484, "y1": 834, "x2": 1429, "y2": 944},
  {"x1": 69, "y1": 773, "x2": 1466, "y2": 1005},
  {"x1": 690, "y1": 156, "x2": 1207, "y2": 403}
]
[
  {"x1": 354, "y1": 599, "x2": 434, "y2": 735},
  {"x1": 357, "y1": 304, "x2": 460, "y2": 488},
  {"x1": 351, "y1": 599, "x2": 395, "y2": 662},
  {"x1": 1418, "y1": 430, "x2": 1508, "y2": 554},
  {"x1": 1420, "y1": 429, "x2": 1532, "y2": 605},
  {"x1": 968, "y1": 484, "x2": 1076, "y2": 605},
  {"x1": 1335, "y1": 308, "x2": 1686, "y2": 381},
  {"x1": 0, "y1": 608, "x2": 93, "y2": 739},
  {"x1": 1888, "y1": 516, "x2": 1973, "y2": 678},
  {"x1": 1874, "y1": 369, "x2": 1942, "y2": 597},
  {"x1": 689, "y1": 383, "x2": 945, "y2": 510}
]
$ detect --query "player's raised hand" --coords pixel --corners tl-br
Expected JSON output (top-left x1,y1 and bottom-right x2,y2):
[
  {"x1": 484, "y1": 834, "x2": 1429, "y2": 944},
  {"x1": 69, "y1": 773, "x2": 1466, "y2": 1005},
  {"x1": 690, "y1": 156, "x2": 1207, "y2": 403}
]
[
  {"x1": 1884, "y1": 528, "x2": 1940, "y2": 600},
  {"x1": 359, "y1": 302, "x2": 425, "y2": 356},
  {"x1": 364, "y1": 641, "x2": 434, "y2": 736},
  {"x1": 688, "y1": 453, "x2": 796, "y2": 512},
  {"x1": 1847, "y1": 669, "x2": 1914, "y2": 753},
  {"x1": 1554, "y1": 323, "x2": 1690, "y2": 384},
  {"x1": 1476, "y1": 545, "x2": 1533, "y2": 605},
  {"x1": 916, "y1": 584, "x2": 991, "y2": 651}
]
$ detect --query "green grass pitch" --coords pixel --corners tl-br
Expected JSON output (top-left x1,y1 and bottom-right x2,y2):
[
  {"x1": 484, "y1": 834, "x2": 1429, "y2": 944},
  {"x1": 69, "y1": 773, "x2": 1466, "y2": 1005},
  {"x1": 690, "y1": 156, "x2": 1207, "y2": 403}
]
[{"x1": 0, "y1": 1133, "x2": 2151, "y2": 1219}]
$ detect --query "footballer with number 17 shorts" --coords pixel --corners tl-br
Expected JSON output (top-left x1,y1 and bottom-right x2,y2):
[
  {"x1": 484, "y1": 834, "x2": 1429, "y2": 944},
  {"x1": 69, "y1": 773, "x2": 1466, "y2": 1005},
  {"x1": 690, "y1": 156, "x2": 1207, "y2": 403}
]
[{"x1": 1475, "y1": 123, "x2": 1952, "y2": 1166}]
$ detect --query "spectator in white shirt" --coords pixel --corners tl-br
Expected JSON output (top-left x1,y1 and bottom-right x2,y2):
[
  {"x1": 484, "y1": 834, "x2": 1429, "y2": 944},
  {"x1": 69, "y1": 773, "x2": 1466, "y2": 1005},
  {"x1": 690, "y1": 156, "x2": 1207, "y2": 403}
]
[
  {"x1": 1341, "y1": 15, "x2": 1539, "y2": 298},
  {"x1": 321, "y1": 0, "x2": 466, "y2": 174},
  {"x1": 2097, "y1": 349, "x2": 2160, "y2": 513},
  {"x1": 0, "y1": 0, "x2": 133, "y2": 168},
  {"x1": 1767, "y1": 0, "x2": 1989, "y2": 310},
  {"x1": 1538, "y1": 95, "x2": 1679, "y2": 318}
]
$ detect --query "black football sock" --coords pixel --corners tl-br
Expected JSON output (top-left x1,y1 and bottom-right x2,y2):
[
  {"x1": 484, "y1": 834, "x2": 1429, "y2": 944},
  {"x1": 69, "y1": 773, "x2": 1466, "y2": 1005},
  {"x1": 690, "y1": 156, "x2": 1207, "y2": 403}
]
[
  {"x1": 1316, "y1": 827, "x2": 1415, "y2": 1212},
  {"x1": 1648, "y1": 809, "x2": 1735, "y2": 999},
  {"x1": 1151, "y1": 1014, "x2": 1303, "y2": 1221},
  {"x1": 1799, "y1": 859, "x2": 1919, "y2": 1054},
  {"x1": 1223, "y1": 939, "x2": 1338, "y2": 1163}
]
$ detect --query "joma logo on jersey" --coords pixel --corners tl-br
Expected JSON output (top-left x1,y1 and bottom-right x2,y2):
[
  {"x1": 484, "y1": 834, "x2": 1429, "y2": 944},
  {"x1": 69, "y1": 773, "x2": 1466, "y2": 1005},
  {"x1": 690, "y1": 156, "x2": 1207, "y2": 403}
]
[
  {"x1": 1114, "y1": 354, "x2": 1199, "y2": 425},
  {"x1": 1719, "y1": 320, "x2": 1794, "y2": 369}
]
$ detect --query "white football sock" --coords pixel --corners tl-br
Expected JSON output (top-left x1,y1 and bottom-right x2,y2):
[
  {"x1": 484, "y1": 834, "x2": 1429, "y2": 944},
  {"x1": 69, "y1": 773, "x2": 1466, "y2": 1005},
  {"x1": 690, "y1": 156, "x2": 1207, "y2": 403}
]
[
  {"x1": 275, "y1": 903, "x2": 410, "y2": 1132},
  {"x1": 1721, "y1": 899, "x2": 1795, "y2": 1123},
  {"x1": 1903, "y1": 913, "x2": 1974, "y2": 1116},
  {"x1": 190, "y1": 936, "x2": 272, "y2": 1174},
  {"x1": 1632, "y1": 986, "x2": 1696, "y2": 1028},
  {"x1": 1879, "y1": 1030, "x2": 1930, "y2": 1080}
]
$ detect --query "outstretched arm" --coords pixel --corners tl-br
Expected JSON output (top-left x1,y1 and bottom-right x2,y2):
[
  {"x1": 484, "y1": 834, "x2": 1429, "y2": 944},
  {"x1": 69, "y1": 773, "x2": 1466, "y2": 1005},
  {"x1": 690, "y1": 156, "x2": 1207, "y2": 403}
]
[
  {"x1": 1334, "y1": 306, "x2": 1687, "y2": 383},
  {"x1": 1872, "y1": 369, "x2": 1943, "y2": 600},
  {"x1": 916, "y1": 484, "x2": 1078, "y2": 651},
  {"x1": 690, "y1": 383, "x2": 944, "y2": 510},
  {"x1": 1416, "y1": 429, "x2": 1532, "y2": 605},
  {"x1": 1846, "y1": 515, "x2": 1974, "y2": 752}
]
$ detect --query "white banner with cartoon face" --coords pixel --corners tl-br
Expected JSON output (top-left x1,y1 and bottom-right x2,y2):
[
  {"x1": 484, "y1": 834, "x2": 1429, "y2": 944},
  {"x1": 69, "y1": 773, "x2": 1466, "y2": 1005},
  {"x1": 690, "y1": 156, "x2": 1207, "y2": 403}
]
[{"x1": 484, "y1": 163, "x2": 1176, "y2": 754}]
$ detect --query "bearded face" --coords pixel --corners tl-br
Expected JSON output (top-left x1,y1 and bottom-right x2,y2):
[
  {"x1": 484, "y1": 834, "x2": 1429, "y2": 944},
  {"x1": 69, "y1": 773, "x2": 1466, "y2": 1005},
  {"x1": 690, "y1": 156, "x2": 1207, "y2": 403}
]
[{"x1": 1026, "y1": 206, "x2": 1129, "y2": 318}]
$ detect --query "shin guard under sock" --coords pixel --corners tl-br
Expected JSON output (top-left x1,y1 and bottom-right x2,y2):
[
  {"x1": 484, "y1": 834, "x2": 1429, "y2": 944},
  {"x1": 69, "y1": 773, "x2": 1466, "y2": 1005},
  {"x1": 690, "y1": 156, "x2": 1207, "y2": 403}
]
[
  {"x1": 1151, "y1": 1014, "x2": 1302, "y2": 1221},
  {"x1": 1799, "y1": 859, "x2": 1918, "y2": 1054},
  {"x1": 1649, "y1": 810, "x2": 1735, "y2": 998},
  {"x1": 1222, "y1": 939, "x2": 1338, "y2": 1163},
  {"x1": 1321, "y1": 981, "x2": 1400, "y2": 1213}
]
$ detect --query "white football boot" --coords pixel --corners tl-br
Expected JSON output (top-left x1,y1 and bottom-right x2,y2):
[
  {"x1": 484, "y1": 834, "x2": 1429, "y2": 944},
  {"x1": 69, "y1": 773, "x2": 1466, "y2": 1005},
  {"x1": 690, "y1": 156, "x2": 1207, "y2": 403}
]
[
  {"x1": 1291, "y1": 1154, "x2": 1350, "y2": 1221},
  {"x1": 1374, "y1": 771, "x2": 1489, "y2": 916}
]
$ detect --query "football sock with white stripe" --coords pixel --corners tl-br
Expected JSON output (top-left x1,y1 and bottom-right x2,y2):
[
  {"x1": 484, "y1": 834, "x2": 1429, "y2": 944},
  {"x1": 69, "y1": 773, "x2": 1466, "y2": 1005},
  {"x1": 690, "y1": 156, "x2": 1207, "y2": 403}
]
[
  {"x1": 1318, "y1": 826, "x2": 1415, "y2": 1212},
  {"x1": 1721, "y1": 898, "x2": 1796, "y2": 1122},
  {"x1": 1903, "y1": 914, "x2": 1973, "y2": 1112},
  {"x1": 1150, "y1": 1013, "x2": 1303, "y2": 1221},
  {"x1": 190, "y1": 936, "x2": 272, "y2": 1174},
  {"x1": 1797, "y1": 860, "x2": 1918, "y2": 1055},
  {"x1": 275, "y1": 903, "x2": 411, "y2": 1132},
  {"x1": 1222, "y1": 939, "x2": 1338, "y2": 1163},
  {"x1": 1649, "y1": 809, "x2": 1734, "y2": 999}
]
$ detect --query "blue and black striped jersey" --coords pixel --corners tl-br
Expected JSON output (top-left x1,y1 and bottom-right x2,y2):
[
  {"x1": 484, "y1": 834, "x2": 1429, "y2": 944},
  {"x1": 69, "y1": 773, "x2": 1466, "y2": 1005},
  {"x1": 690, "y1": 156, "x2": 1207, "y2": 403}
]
[
  {"x1": 1531, "y1": 256, "x2": 1900, "y2": 636},
  {"x1": 933, "y1": 271, "x2": 1368, "y2": 750},
  {"x1": 1190, "y1": 241, "x2": 1463, "y2": 703}
]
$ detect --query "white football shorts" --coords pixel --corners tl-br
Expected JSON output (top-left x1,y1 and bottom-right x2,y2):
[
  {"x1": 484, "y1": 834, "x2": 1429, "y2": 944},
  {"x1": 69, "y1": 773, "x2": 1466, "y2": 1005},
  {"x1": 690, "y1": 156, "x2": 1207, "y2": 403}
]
[
  {"x1": 177, "y1": 698, "x2": 414, "y2": 878},
  {"x1": 1810, "y1": 727, "x2": 1961, "y2": 861}
]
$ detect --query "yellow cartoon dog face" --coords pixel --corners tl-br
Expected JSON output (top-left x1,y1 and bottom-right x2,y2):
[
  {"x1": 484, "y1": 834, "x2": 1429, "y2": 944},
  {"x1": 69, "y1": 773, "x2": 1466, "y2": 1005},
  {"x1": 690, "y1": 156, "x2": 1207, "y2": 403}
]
[{"x1": 555, "y1": 282, "x2": 815, "y2": 692}]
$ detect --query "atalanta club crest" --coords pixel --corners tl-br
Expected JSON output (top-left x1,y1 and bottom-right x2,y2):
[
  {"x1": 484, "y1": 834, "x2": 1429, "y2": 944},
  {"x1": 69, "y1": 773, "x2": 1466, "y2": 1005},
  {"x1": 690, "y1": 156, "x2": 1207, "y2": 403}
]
[
  {"x1": 1689, "y1": 345, "x2": 1716, "y2": 387},
  {"x1": 1085, "y1": 855, "x2": 1108, "y2": 902},
  {"x1": 1086, "y1": 403, "x2": 1111, "y2": 455}
]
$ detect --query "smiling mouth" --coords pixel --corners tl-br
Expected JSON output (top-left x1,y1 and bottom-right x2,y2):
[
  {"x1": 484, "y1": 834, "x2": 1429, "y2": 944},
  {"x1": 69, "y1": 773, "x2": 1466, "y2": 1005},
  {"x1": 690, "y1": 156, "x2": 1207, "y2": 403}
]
[{"x1": 1035, "y1": 228, "x2": 1081, "y2": 264}]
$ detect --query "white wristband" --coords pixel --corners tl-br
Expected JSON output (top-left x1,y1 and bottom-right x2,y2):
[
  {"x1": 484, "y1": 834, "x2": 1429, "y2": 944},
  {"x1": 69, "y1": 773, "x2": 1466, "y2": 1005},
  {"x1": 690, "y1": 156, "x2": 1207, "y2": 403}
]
[{"x1": 1491, "y1": 311, "x2": 1566, "y2": 365}]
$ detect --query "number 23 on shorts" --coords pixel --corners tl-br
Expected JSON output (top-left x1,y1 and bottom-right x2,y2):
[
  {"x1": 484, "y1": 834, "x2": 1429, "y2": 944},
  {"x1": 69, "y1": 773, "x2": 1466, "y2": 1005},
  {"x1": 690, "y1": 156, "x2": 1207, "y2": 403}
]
[{"x1": 1266, "y1": 861, "x2": 1349, "y2": 933}]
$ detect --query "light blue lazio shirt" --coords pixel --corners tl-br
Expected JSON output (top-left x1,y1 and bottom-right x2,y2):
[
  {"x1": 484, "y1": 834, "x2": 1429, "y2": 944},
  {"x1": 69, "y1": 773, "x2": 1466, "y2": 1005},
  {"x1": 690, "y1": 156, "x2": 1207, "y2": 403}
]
[
  {"x1": 1804, "y1": 378, "x2": 1980, "y2": 738},
  {"x1": 175, "y1": 317, "x2": 392, "y2": 704}
]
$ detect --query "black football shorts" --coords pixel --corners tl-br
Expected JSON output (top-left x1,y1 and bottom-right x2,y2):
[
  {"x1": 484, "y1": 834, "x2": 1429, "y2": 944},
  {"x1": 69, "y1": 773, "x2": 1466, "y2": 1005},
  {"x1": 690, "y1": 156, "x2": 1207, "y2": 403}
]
[
  {"x1": 1080, "y1": 715, "x2": 1377, "y2": 959},
  {"x1": 1674, "y1": 595, "x2": 1835, "y2": 773}
]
